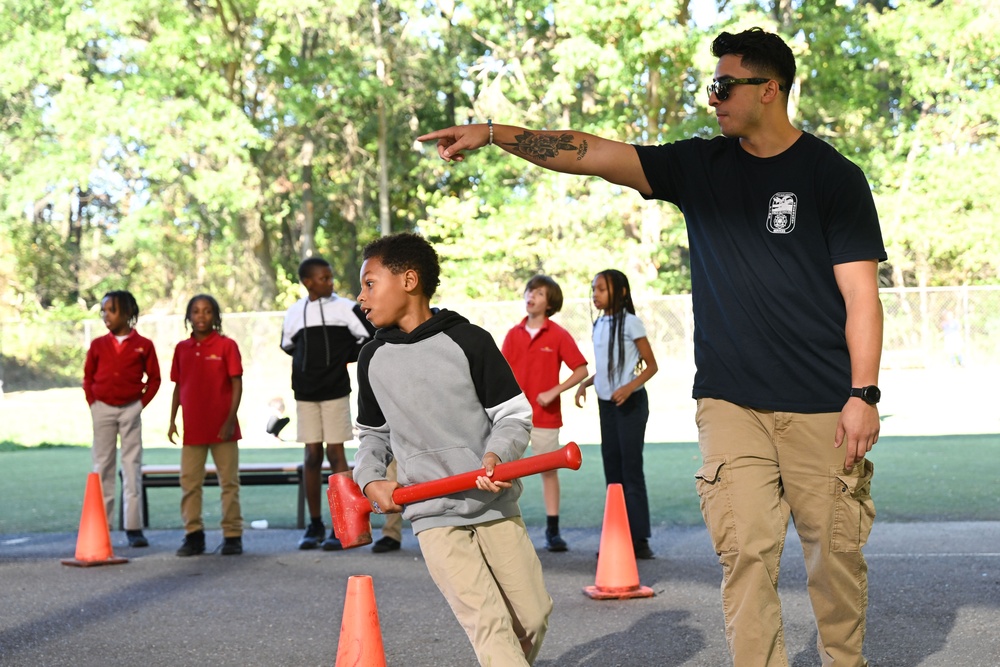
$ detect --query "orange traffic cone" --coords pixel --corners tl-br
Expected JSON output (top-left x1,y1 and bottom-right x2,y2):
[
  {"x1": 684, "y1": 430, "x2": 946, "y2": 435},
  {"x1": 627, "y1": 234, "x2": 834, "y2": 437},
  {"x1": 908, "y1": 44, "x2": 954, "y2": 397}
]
[
  {"x1": 335, "y1": 575, "x2": 387, "y2": 667},
  {"x1": 583, "y1": 483, "x2": 654, "y2": 600},
  {"x1": 61, "y1": 472, "x2": 129, "y2": 567}
]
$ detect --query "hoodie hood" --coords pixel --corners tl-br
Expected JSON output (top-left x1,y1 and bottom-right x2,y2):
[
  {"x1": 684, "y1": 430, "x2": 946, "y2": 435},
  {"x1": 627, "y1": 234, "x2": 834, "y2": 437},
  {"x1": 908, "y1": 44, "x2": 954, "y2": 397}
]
[{"x1": 374, "y1": 308, "x2": 469, "y2": 345}]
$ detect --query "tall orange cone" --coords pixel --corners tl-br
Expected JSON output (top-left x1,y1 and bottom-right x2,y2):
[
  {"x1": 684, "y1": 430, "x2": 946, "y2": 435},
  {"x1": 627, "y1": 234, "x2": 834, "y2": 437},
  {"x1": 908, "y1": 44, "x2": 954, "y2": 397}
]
[
  {"x1": 335, "y1": 575, "x2": 387, "y2": 667},
  {"x1": 583, "y1": 483, "x2": 654, "y2": 600},
  {"x1": 61, "y1": 472, "x2": 129, "y2": 567}
]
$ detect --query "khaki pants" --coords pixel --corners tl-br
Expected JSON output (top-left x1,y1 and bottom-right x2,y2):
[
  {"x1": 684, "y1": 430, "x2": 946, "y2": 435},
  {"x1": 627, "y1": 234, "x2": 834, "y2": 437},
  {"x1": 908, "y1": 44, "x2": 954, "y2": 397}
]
[
  {"x1": 694, "y1": 398, "x2": 875, "y2": 667},
  {"x1": 417, "y1": 517, "x2": 552, "y2": 666},
  {"x1": 180, "y1": 442, "x2": 243, "y2": 537},
  {"x1": 90, "y1": 400, "x2": 144, "y2": 531},
  {"x1": 380, "y1": 459, "x2": 402, "y2": 542}
]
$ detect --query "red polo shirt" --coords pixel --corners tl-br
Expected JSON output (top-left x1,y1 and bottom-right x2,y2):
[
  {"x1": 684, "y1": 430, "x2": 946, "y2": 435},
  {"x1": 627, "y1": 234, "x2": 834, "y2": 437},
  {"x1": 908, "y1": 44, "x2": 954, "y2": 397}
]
[
  {"x1": 501, "y1": 318, "x2": 587, "y2": 428},
  {"x1": 170, "y1": 331, "x2": 243, "y2": 445},
  {"x1": 83, "y1": 330, "x2": 161, "y2": 407}
]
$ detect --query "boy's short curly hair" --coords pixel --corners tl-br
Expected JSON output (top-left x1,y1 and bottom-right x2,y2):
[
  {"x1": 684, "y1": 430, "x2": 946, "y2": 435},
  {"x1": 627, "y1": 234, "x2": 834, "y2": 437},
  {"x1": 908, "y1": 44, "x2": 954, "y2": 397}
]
[
  {"x1": 362, "y1": 233, "x2": 441, "y2": 298},
  {"x1": 525, "y1": 275, "x2": 563, "y2": 317}
]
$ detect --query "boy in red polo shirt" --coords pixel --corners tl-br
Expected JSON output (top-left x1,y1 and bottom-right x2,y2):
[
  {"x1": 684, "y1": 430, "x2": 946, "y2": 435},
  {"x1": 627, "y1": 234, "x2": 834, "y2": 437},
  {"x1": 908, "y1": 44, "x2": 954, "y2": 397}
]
[
  {"x1": 501, "y1": 276, "x2": 588, "y2": 551},
  {"x1": 83, "y1": 290, "x2": 161, "y2": 547},
  {"x1": 168, "y1": 294, "x2": 244, "y2": 557}
]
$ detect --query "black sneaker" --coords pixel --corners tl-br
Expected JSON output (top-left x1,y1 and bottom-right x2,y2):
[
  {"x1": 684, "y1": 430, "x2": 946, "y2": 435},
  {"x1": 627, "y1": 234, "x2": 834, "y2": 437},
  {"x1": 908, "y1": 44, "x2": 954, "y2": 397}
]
[
  {"x1": 321, "y1": 529, "x2": 343, "y2": 551},
  {"x1": 126, "y1": 530, "x2": 149, "y2": 548},
  {"x1": 633, "y1": 538, "x2": 655, "y2": 560},
  {"x1": 371, "y1": 536, "x2": 401, "y2": 553},
  {"x1": 545, "y1": 530, "x2": 568, "y2": 552},
  {"x1": 176, "y1": 530, "x2": 206, "y2": 557},
  {"x1": 298, "y1": 522, "x2": 325, "y2": 550},
  {"x1": 221, "y1": 536, "x2": 243, "y2": 556}
]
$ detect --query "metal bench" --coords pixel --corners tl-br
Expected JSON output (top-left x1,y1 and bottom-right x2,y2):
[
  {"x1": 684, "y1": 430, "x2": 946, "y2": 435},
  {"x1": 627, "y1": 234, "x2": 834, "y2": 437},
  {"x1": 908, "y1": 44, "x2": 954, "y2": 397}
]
[{"x1": 118, "y1": 461, "x2": 338, "y2": 530}]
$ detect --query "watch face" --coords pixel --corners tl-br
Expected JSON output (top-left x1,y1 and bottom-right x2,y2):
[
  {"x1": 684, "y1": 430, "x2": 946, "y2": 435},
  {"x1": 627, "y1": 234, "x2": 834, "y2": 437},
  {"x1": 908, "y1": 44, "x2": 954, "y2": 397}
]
[{"x1": 862, "y1": 386, "x2": 881, "y2": 404}]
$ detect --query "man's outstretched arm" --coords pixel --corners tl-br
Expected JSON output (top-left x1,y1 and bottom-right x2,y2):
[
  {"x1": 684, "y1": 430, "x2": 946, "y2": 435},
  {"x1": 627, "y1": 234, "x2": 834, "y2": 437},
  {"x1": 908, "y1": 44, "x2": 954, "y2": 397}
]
[{"x1": 417, "y1": 122, "x2": 652, "y2": 196}]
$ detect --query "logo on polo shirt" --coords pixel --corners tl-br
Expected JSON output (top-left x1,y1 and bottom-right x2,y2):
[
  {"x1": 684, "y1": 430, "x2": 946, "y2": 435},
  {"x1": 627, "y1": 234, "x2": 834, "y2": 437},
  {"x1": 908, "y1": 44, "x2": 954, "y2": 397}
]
[
  {"x1": 766, "y1": 192, "x2": 797, "y2": 234},
  {"x1": 206, "y1": 354, "x2": 223, "y2": 361}
]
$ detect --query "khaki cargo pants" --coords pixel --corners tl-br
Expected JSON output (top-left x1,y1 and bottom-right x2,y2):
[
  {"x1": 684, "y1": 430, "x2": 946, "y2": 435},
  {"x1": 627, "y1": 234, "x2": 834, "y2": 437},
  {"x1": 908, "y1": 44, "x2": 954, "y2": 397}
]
[{"x1": 695, "y1": 398, "x2": 875, "y2": 667}]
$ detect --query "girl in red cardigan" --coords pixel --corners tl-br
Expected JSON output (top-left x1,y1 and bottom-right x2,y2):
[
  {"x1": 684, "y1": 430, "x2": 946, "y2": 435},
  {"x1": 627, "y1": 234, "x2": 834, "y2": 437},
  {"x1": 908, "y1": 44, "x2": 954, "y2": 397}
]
[{"x1": 83, "y1": 290, "x2": 161, "y2": 547}]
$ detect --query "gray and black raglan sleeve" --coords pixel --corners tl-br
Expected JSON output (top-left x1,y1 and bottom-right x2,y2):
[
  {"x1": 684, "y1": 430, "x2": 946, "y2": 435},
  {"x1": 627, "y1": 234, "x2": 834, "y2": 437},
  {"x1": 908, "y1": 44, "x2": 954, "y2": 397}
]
[{"x1": 353, "y1": 340, "x2": 393, "y2": 491}]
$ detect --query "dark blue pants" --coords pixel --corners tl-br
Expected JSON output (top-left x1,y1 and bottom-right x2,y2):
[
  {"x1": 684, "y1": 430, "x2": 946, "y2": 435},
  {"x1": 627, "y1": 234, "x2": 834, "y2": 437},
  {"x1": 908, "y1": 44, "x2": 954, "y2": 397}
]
[{"x1": 598, "y1": 388, "x2": 650, "y2": 540}]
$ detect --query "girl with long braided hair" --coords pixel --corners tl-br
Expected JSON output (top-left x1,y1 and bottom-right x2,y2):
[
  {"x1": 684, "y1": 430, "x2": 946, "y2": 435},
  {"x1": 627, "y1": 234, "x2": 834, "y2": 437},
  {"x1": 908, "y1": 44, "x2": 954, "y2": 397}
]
[{"x1": 574, "y1": 269, "x2": 659, "y2": 559}]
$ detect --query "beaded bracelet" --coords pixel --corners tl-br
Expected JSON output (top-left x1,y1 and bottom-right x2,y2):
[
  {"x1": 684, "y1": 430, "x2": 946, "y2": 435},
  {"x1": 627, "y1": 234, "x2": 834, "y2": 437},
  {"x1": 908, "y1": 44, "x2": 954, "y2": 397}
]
[{"x1": 487, "y1": 118, "x2": 493, "y2": 146}]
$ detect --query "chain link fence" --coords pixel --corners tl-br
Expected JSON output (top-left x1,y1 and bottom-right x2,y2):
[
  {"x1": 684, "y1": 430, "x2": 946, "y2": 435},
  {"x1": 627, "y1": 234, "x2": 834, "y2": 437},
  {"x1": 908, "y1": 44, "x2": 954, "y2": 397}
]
[{"x1": 2, "y1": 287, "x2": 998, "y2": 396}]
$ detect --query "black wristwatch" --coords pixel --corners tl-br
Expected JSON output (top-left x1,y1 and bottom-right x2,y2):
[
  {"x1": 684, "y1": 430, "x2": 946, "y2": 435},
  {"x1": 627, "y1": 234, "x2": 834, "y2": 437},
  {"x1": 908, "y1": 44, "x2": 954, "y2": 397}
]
[{"x1": 850, "y1": 385, "x2": 881, "y2": 405}]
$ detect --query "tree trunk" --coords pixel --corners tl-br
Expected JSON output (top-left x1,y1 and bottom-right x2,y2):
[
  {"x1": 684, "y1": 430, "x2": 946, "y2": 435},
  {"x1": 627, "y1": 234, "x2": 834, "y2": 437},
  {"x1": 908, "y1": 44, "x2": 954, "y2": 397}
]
[{"x1": 298, "y1": 134, "x2": 316, "y2": 259}]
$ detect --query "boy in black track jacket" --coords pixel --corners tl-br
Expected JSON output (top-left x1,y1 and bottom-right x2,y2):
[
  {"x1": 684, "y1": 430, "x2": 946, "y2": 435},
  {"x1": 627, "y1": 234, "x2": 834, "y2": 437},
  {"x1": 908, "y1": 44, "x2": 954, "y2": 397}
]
[
  {"x1": 281, "y1": 257, "x2": 376, "y2": 550},
  {"x1": 353, "y1": 233, "x2": 552, "y2": 666}
]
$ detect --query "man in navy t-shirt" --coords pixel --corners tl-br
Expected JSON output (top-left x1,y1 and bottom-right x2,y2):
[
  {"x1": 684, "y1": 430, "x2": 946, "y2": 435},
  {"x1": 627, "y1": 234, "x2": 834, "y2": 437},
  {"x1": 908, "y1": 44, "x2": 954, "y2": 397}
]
[{"x1": 421, "y1": 27, "x2": 884, "y2": 667}]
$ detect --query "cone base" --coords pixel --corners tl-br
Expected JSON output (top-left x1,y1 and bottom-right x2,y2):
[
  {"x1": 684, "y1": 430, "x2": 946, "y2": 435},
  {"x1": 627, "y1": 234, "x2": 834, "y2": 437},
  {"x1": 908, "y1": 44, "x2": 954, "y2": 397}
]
[
  {"x1": 582, "y1": 584, "x2": 655, "y2": 600},
  {"x1": 61, "y1": 556, "x2": 129, "y2": 568}
]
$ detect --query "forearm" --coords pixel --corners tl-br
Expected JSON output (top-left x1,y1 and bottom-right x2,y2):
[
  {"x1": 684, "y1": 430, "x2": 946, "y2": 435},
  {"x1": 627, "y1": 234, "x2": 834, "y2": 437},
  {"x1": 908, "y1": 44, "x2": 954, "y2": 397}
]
[
  {"x1": 553, "y1": 366, "x2": 589, "y2": 394},
  {"x1": 169, "y1": 386, "x2": 180, "y2": 424},
  {"x1": 226, "y1": 377, "x2": 243, "y2": 422},
  {"x1": 420, "y1": 122, "x2": 650, "y2": 193},
  {"x1": 492, "y1": 124, "x2": 647, "y2": 190},
  {"x1": 845, "y1": 294, "x2": 883, "y2": 386},
  {"x1": 835, "y1": 261, "x2": 883, "y2": 387}
]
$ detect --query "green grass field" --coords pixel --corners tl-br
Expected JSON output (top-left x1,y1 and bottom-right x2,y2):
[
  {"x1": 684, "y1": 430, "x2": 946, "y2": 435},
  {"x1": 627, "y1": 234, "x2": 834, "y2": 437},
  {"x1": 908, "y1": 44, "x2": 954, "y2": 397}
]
[{"x1": 1, "y1": 435, "x2": 997, "y2": 534}]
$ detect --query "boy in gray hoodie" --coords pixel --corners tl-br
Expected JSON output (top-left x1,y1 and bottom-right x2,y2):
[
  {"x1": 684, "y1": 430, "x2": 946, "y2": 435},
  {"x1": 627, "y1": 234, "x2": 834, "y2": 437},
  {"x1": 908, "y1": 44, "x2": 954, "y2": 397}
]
[{"x1": 353, "y1": 232, "x2": 552, "y2": 666}]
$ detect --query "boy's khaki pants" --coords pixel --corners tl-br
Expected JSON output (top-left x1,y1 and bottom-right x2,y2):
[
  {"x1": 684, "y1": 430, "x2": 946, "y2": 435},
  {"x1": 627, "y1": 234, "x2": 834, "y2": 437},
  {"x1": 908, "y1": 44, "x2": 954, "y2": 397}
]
[
  {"x1": 90, "y1": 400, "x2": 144, "y2": 531},
  {"x1": 417, "y1": 517, "x2": 552, "y2": 666},
  {"x1": 695, "y1": 398, "x2": 875, "y2": 667},
  {"x1": 380, "y1": 459, "x2": 402, "y2": 542},
  {"x1": 180, "y1": 441, "x2": 243, "y2": 537}
]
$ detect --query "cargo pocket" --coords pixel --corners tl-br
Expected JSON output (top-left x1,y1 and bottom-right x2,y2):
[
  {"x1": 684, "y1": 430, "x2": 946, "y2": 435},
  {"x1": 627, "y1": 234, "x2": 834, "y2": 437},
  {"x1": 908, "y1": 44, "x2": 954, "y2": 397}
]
[
  {"x1": 831, "y1": 458, "x2": 876, "y2": 553},
  {"x1": 695, "y1": 457, "x2": 738, "y2": 555}
]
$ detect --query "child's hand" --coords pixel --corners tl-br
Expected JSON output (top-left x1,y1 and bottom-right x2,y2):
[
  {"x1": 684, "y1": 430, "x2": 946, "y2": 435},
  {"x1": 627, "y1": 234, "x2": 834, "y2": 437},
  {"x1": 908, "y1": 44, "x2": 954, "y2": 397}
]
[
  {"x1": 476, "y1": 452, "x2": 511, "y2": 493},
  {"x1": 536, "y1": 388, "x2": 559, "y2": 407},
  {"x1": 611, "y1": 384, "x2": 635, "y2": 406},
  {"x1": 218, "y1": 417, "x2": 236, "y2": 441},
  {"x1": 167, "y1": 423, "x2": 179, "y2": 445},
  {"x1": 574, "y1": 385, "x2": 588, "y2": 408},
  {"x1": 364, "y1": 479, "x2": 403, "y2": 514}
]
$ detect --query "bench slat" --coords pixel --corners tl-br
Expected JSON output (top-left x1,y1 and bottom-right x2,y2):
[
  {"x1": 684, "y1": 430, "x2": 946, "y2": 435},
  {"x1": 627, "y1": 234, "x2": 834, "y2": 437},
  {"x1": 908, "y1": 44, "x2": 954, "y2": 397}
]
[{"x1": 119, "y1": 462, "x2": 348, "y2": 531}]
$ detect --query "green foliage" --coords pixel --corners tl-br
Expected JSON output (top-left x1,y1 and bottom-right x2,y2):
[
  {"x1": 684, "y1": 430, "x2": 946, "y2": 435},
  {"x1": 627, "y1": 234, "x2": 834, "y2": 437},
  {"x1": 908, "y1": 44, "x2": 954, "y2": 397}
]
[{"x1": 1, "y1": 0, "x2": 998, "y2": 322}]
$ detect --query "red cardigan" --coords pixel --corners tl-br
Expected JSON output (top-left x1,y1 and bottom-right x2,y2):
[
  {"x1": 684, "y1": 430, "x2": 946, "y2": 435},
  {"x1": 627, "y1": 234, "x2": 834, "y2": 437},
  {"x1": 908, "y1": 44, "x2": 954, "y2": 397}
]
[{"x1": 83, "y1": 330, "x2": 161, "y2": 407}]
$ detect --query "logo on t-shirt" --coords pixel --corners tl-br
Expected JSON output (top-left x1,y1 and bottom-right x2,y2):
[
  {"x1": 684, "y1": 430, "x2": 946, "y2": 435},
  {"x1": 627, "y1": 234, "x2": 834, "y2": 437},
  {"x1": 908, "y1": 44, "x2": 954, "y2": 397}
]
[{"x1": 766, "y1": 192, "x2": 797, "y2": 234}]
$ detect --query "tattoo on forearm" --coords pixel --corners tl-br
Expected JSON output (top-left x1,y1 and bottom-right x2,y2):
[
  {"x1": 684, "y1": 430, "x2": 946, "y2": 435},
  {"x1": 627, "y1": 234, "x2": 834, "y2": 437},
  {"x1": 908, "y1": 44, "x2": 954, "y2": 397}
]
[{"x1": 505, "y1": 131, "x2": 587, "y2": 162}]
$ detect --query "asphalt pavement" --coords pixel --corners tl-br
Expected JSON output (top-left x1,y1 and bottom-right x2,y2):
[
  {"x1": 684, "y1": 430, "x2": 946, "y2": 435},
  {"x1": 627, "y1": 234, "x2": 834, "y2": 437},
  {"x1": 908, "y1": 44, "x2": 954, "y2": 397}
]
[{"x1": 1, "y1": 521, "x2": 998, "y2": 666}]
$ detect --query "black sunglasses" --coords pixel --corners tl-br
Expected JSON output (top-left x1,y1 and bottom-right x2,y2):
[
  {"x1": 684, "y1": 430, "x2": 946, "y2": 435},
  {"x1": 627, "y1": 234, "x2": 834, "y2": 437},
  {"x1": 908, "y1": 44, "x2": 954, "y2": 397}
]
[{"x1": 706, "y1": 77, "x2": 788, "y2": 101}]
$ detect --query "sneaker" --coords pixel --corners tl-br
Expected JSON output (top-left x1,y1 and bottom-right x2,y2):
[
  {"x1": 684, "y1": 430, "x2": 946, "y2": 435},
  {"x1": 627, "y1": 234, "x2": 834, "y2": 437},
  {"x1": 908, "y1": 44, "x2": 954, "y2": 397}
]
[
  {"x1": 371, "y1": 536, "x2": 401, "y2": 553},
  {"x1": 321, "y1": 530, "x2": 343, "y2": 551},
  {"x1": 221, "y1": 536, "x2": 243, "y2": 556},
  {"x1": 126, "y1": 530, "x2": 149, "y2": 548},
  {"x1": 633, "y1": 538, "x2": 655, "y2": 560},
  {"x1": 176, "y1": 530, "x2": 206, "y2": 557},
  {"x1": 298, "y1": 521, "x2": 325, "y2": 550},
  {"x1": 544, "y1": 530, "x2": 568, "y2": 552}
]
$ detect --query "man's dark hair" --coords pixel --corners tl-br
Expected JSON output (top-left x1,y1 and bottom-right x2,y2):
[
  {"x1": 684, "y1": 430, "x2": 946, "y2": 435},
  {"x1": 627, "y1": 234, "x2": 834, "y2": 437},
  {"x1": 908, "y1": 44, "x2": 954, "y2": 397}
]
[
  {"x1": 102, "y1": 290, "x2": 140, "y2": 328},
  {"x1": 362, "y1": 233, "x2": 441, "y2": 298},
  {"x1": 525, "y1": 275, "x2": 563, "y2": 317},
  {"x1": 298, "y1": 256, "x2": 331, "y2": 281},
  {"x1": 712, "y1": 27, "x2": 795, "y2": 94}
]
